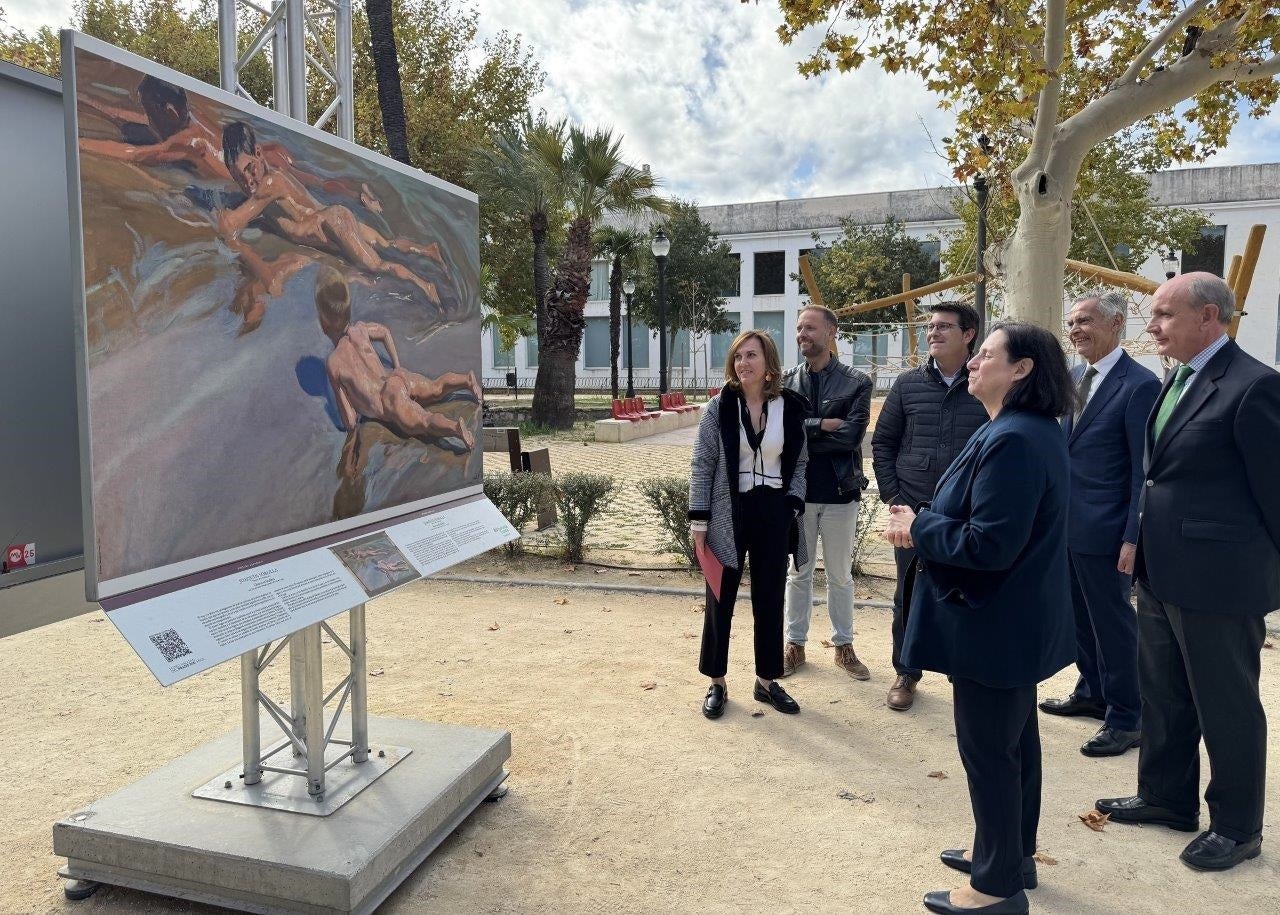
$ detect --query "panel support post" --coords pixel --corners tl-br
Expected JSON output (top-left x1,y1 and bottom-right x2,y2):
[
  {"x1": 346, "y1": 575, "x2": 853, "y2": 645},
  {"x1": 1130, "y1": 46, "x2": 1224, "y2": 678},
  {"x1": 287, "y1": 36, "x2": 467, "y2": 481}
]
[
  {"x1": 350, "y1": 603, "x2": 369, "y2": 763},
  {"x1": 240, "y1": 651, "x2": 263, "y2": 786}
]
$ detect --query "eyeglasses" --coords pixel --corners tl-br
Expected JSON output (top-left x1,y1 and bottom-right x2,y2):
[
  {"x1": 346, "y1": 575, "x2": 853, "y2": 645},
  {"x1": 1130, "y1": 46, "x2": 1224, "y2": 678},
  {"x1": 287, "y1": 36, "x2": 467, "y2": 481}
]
[{"x1": 924, "y1": 322, "x2": 959, "y2": 333}]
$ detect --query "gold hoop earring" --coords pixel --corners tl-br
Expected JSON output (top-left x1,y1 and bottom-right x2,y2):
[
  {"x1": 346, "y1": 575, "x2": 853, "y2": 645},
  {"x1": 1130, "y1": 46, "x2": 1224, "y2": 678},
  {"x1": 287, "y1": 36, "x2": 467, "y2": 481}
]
[{"x1": 764, "y1": 373, "x2": 772, "y2": 381}]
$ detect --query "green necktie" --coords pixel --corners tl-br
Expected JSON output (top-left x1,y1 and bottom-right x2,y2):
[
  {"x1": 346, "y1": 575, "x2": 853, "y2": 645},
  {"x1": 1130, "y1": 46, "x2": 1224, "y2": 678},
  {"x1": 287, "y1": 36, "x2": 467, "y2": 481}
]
[{"x1": 1153, "y1": 364, "x2": 1194, "y2": 441}]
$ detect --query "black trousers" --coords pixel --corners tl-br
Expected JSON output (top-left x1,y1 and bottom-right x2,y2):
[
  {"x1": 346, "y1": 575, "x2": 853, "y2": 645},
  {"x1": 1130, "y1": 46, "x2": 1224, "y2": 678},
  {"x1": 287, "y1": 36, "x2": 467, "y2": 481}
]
[
  {"x1": 1136, "y1": 579, "x2": 1267, "y2": 843},
  {"x1": 891, "y1": 544, "x2": 922, "y2": 680},
  {"x1": 699, "y1": 486, "x2": 789, "y2": 681},
  {"x1": 1068, "y1": 550, "x2": 1141, "y2": 731},
  {"x1": 953, "y1": 678, "x2": 1040, "y2": 898}
]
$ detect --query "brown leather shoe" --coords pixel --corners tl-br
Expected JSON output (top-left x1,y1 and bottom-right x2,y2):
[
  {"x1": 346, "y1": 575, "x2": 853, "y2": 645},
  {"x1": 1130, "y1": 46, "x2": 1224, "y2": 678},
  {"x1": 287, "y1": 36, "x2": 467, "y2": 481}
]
[
  {"x1": 834, "y1": 644, "x2": 870, "y2": 680},
  {"x1": 887, "y1": 675, "x2": 918, "y2": 710},
  {"x1": 781, "y1": 642, "x2": 805, "y2": 677}
]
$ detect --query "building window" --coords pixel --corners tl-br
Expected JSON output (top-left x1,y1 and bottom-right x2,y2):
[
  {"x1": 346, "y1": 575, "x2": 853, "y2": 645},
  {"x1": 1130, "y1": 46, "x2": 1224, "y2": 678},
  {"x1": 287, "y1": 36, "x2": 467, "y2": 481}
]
[
  {"x1": 584, "y1": 316, "x2": 611, "y2": 368},
  {"x1": 524, "y1": 333, "x2": 538, "y2": 369},
  {"x1": 588, "y1": 261, "x2": 611, "y2": 301},
  {"x1": 753, "y1": 251, "x2": 785, "y2": 296},
  {"x1": 492, "y1": 333, "x2": 515, "y2": 368},
  {"x1": 846, "y1": 333, "x2": 887, "y2": 371},
  {"x1": 710, "y1": 312, "x2": 741, "y2": 368},
  {"x1": 720, "y1": 253, "x2": 741, "y2": 297},
  {"x1": 1182, "y1": 226, "x2": 1226, "y2": 277},
  {"x1": 796, "y1": 248, "x2": 815, "y2": 298},
  {"x1": 672, "y1": 329, "x2": 690, "y2": 368},
  {"x1": 627, "y1": 320, "x2": 650, "y2": 369},
  {"x1": 918, "y1": 239, "x2": 941, "y2": 279},
  {"x1": 753, "y1": 310, "x2": 786, "y2": 342}
]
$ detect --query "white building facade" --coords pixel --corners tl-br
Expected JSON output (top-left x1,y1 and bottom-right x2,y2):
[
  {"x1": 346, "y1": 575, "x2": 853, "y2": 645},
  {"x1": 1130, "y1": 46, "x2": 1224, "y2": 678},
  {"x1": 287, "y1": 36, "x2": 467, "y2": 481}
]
[{"x1": 482, "y1": 162, "x2": 1280, "y2": 388}]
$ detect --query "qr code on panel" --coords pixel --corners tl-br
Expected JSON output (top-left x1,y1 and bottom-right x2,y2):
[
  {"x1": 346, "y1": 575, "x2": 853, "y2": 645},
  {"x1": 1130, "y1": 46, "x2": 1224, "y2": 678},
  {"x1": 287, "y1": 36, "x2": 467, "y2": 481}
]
[{"x1": 149, "y1": 628, "x2": 192, "y2": 663}]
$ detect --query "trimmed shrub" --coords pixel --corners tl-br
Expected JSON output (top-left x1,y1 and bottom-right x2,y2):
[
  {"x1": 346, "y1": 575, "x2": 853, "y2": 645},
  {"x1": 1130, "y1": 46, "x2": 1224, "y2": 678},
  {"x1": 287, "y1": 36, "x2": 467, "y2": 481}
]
[
  {"x1": 483, "y1": 471, "x2": 554, "y2": 555},
  {"x1": 553, "y1": 472, "x2": 616, "y2": 563},
  {"x1": 637, "y1": 475, "x2": 695, "y2": 568}
]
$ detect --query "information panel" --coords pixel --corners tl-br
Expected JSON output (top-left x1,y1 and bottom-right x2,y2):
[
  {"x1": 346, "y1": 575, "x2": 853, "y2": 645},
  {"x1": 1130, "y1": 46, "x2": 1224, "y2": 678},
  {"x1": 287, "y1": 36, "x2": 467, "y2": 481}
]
[{"x1": 109, "y1": 497, "x2": 516, "y2": 686}]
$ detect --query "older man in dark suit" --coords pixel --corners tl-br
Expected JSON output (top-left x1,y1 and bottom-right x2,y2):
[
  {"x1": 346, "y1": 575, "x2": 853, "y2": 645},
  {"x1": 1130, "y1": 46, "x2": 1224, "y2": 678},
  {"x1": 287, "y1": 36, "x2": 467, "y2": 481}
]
[
  {"x1": 1039, "y1": 290, "x2": 1159, "y2": 757},
  {"x1": 1097, "y1": 272, "x2": 1280, "y2": 872}
]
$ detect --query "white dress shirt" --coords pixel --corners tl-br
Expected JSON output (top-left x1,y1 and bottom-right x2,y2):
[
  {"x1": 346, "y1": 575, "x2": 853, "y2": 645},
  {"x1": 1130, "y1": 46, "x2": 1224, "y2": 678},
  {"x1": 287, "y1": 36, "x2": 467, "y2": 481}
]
[{"x1": 1080, "y1": 344, "x2": 1125, "y2": 406}]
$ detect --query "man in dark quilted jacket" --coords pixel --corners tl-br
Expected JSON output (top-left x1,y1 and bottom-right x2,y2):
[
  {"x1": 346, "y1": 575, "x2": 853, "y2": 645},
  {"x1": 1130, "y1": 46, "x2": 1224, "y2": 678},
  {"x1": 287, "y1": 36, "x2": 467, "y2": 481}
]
[{"x1": 872, "y1": 301, "x2": 988, "y2": 711}]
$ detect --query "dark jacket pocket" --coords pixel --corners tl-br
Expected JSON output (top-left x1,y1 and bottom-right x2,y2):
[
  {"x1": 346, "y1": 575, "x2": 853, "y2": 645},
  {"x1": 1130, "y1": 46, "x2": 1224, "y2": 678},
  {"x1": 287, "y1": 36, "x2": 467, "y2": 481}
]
[
  {"x1": 1181, "y1": 519, "x2": 1260, "y2": 542},
  {"x1": 898, "y1": 453, "x2": 930, "y2": 471}
]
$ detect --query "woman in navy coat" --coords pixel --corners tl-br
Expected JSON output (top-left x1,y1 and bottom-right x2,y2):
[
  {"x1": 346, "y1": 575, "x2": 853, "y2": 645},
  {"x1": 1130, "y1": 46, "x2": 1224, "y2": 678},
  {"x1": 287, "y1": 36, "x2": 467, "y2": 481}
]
[{"x1": 885, "y1": 322, "x2": 1075, "y2": 915}]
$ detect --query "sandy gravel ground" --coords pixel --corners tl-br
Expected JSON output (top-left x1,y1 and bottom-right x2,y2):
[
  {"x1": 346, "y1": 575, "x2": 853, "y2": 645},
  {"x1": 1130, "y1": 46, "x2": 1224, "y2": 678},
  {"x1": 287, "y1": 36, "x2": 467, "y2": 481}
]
[{"x1": 2, "y1": 556, "x2": 1279, "y2": 914}]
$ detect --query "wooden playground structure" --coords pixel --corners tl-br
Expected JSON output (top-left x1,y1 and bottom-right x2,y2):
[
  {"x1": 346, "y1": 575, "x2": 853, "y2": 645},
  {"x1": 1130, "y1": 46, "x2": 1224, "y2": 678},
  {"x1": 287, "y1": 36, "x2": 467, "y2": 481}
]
[{"x1": 798, "y1": 224, "x2": 1267, "y2": 360}]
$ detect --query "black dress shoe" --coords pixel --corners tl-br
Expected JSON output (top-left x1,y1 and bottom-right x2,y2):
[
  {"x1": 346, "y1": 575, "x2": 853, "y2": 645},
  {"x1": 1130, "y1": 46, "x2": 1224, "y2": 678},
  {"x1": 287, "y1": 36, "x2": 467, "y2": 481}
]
[
  {"x1": 1095, "y1": 795, "x2": 1199, "y2": 831},
  {"x1": 923, "y1": 889, "x2": 1029, "y2": 914},
  {"x1": 1038, "y1": 694, "x2": 1106, "y2": 720},
  {"x1": 702, "y1": 683, "x2": 727, "y2": 719},
  {"x1": 939, "y1": 850, "x2": 1038, "y2": 889},
  {"x1": 1180, "y1": 831, "x2": 1262, "y2": 871},
  {"x1": 753, "y1": 680, "x2": 800, "y2": 714},
  {"x1": 1080, "y1": 726, "x2": 1141, "y2": 757}
]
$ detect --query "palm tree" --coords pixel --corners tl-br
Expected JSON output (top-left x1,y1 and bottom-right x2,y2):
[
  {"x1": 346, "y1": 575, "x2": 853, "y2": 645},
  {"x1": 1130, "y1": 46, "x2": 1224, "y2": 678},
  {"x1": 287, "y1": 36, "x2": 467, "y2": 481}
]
[
  {"x1": 593, "y1": 226, "x2": 644, "y2": 399},
  {"x1": 531, "y1": 127, "x2": 671, "y2": 429},
  {"x1": 364, "y1": 0, "x2": 412, "y2": 165},
  {"x1": 470, "y1": 115, "x2": 568, "y2": 348}
]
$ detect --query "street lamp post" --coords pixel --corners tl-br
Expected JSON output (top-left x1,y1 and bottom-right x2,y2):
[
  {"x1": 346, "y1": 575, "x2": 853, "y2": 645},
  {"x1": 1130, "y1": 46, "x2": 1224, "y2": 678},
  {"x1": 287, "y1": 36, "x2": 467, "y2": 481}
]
[
  {"x1": 1162, "y1": 250, "x2": 1179, "y2": 280},
  {"x1": 652, "y1": 228, "x2": 671, "y2": 394},
  {"x1": 623, "y1": 278, "x2": 636, "y2": 398}
]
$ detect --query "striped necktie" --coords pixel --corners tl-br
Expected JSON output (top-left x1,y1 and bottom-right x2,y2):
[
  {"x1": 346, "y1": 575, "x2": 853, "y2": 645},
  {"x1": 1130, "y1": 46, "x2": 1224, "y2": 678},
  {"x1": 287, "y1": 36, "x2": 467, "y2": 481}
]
[
  {"x1": 1153, "y1": 365, "x2": 1194, "y2": 441},
  {"x1": 1073, "y1": 366, "x2": 1098, "y2": 423}
]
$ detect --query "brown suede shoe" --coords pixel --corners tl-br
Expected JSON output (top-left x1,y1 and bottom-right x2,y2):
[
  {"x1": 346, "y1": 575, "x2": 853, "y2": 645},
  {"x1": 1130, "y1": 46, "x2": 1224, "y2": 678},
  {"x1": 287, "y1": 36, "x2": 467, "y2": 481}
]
[
  {"x1": 887, "y1": 675, "x2": 918, "y2": 710},
  {"x1": 781, "y1": 642, "x2": 806, "y2": 677},
  {"x1": 834, "y1": 644, "x2": 870, "y2": 680}
]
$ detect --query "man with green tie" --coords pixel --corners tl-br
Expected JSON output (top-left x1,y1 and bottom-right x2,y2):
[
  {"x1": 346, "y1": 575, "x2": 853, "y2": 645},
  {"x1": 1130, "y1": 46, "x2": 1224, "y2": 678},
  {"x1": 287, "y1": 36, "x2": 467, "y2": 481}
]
[{"x1": 1096, "y1": 272, "x2": 1280, "y2": 873}]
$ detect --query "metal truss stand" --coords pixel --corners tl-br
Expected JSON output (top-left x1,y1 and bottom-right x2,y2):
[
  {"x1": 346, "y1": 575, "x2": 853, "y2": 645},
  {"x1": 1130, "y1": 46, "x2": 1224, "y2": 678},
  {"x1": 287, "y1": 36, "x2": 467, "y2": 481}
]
[{"x1": 55, "y1": 8, "x2": 510, "y2": 909}]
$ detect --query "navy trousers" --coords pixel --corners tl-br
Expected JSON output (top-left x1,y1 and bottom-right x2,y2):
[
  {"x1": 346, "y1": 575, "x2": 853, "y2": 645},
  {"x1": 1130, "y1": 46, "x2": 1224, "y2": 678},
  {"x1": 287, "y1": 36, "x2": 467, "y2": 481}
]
[{"x1": 1068, "y1": 549, "x2": 1141, "y2": 731}]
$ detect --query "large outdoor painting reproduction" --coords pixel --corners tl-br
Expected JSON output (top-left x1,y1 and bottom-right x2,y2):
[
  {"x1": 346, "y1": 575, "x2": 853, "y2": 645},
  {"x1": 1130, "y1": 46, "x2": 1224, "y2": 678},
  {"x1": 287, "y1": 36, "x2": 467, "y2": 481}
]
[{"x1": 66, "y1": 35, "x2": 482, "y2": 598}]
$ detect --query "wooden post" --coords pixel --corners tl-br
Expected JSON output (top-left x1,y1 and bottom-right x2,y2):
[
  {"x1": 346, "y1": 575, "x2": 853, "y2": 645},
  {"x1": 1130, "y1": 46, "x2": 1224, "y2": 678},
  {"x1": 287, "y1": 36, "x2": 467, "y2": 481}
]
[
  {"x1": 833, "y1": 272, "x2": 979, "y2": 317},
  {"x1": 1225, "y1": 254, "x2": 1243, "y2": 291},
  {"x1": 798, "y1": 254, "x2": 825, "y2": 308},
  {"x1": 903, "y1": 273, "x2": 917, "y2": 359},
  {"x1": 1228, "y1": 225, "x2": 1266, "y2": 340}
]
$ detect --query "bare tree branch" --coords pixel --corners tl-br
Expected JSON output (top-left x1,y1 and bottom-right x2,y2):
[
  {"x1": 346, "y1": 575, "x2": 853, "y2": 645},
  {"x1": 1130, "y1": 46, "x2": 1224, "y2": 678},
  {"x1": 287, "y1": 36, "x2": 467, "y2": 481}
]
[
  {"x1": 1232, "y1": 51, "x2": 1280, "y2": 83},
  {"x1": 1115, "y1": 0, "x2": 1214, "y2": 88},
  {"x1": 1018, "y1": 0, "x2": 1067, "y2": 178}
]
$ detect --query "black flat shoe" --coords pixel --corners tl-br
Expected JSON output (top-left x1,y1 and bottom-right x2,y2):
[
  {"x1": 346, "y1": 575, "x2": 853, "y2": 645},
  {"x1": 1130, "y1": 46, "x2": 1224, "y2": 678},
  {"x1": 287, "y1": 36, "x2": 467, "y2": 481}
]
[
  {"x1": 939, "y1": 850, "x2": 1037, "y2": 889},
  {"x1": 753, "y1": 680, "x2": 799, "y2": 714},
  {"x1": 1095, "y1": 795, "x2": 1199, "y2": 831},
  {"x1": 1180, "y1": 831, "x2": 1262, "y2": 871},
  {"x1": 1080, "y1": 726, "x2": 1141, "y2": 757},
  {"x1": 702, "y1": 683, "x2": 727, "y2": 719},
  {"x1": 1038, "y1": 694, "x2": 1106, "y2": 720},
  {"x1": 923, "y1": 889, "x2": 1029, "y2": 914}
]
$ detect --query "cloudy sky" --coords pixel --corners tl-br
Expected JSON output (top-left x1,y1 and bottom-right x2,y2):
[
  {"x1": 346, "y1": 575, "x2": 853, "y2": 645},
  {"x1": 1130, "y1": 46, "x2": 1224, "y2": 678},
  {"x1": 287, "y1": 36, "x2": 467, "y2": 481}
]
[{"x1": 6, "y1": 0, "x2": 1279, "y2": 205}]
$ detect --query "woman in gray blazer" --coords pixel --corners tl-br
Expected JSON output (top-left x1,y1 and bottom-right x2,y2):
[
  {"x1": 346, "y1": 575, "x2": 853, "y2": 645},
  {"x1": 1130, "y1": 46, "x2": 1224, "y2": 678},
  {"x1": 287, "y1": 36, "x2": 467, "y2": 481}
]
[{"x1": 689, "y1": 329, "x2": 809, "y2": 719}]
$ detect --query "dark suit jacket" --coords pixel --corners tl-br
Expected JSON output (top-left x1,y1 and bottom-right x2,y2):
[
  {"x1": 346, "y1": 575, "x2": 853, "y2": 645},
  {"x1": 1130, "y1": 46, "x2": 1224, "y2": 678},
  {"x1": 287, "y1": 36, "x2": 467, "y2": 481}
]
[
  {"x1": 902, "y1": 409, "x2": 1075, "y2": 688},
  {"x1": 1135, "y1": 339, "x2": 1280, "y2": 615},
  {"x1": 1062, "y1": 351, "x2": 1160, "y2": 556}
]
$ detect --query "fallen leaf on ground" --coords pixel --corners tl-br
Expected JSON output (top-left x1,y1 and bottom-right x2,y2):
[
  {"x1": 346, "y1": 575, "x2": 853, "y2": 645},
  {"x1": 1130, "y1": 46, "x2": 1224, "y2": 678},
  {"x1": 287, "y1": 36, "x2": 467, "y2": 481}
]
[
  {"x1": 1033, "y1": 852, "x2": 1058, "y2": 865},
  {"x1": 563, "y1": 629, "x2": 574, "y2": 634},
  {"x1": 837, "y1": 790, "x2": 875, "y2": 804},
  {"x1": 1078, "y1": 811, "x2": 1110, "y2": 831},
  {"x1": 487, "y1": 622, "x2": 501, "y2": 631},
  {"x1": 594, "y1": 568, "x2": 607, "y2": 574},
  {"x1": 640, "y1": 681, "x2": 657, "y2": 690},
  {"x1": 683, "y1": 632, "x2": 698, "y2": 639},
  {"x1": 627, "y1": 571, "x2": 642, "y2": 576},
  {"x1": 1265, "y1": 640, "x2": 1274, "y2": 650},
  {"x1": 820, "y1": 639, "x2": 835, "y2": 648},
  {"x1": 562, "y1": 564, "x2": 576, "y2": 572},
  {"x1": 369, "y1": 668, "x2": 384, "y2": 677},
  {"x1": 750, "y1": 711, "x2": 764, "y2": 718},
  {"x1": 553, "y1": 597, "x2": 569, "y2": 606},
  {"x1": 691, "y1": 605, "x2": 703, "y2": 613},
  {"x1": 927, "y1": 771, "x2": 948, "y2": 779}
]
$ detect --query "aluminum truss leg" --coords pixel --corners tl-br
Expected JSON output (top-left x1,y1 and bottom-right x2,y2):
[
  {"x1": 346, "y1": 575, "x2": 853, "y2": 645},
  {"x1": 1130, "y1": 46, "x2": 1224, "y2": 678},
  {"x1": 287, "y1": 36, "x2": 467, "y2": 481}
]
[
  {"x1": 240, "y1": 650, "x2": 263, "y2": 786},
  {"x1": 350, "y1": 603, "x2": 369, "y2": 763}
]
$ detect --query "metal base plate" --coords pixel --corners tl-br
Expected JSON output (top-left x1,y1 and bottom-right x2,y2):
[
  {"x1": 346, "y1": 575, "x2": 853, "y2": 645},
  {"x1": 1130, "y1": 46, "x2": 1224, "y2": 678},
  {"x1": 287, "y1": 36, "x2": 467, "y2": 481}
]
[
  {"x1": 192, "y1": 741, "x2": 412, "y2": 816},
  {"x1": 55, "y1": 717, "x2": 510, "y2": 914}
]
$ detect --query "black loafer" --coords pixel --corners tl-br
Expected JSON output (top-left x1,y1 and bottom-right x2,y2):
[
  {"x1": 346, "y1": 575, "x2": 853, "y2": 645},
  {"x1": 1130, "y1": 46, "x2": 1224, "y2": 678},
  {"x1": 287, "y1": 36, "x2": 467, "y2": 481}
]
[
  {"x1": 939, "y1": 850, "x2": 1038, "y2": 889},
  {"x1": 1038, "y1": 694, "x2": 1106, "y2": 720},
  {"x1": 923, "y1": 889, "x2": 1029, "y2": 914},
  {"x1": 1095, "y1": 795, "x2": 1199, "y2": 831},
  {"x1": 753, "y1": 680, "x2": 799, "y2": 714},
  {"x1": 702, "y1": 683, "x2": 727, "y2": 719},
  {"x1": 1180, "y1": 831, "x2": 1262, "y2": 871},
  {"x1": 1081, "y1": 726, "x2": 1141, "y2": 757}
]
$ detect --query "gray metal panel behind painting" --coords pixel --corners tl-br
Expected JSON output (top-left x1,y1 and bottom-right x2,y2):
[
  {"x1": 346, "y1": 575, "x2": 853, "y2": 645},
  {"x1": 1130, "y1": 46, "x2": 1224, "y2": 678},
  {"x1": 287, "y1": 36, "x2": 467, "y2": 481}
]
[{"x1": 0, "y1": 62, "x2": 86, "y2": 608}]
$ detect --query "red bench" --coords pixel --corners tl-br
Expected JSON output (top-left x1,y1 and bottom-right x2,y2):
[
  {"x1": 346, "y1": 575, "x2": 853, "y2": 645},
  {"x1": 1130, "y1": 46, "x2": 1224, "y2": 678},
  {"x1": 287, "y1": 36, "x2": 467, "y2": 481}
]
[{"x1": 611, "y1": 398, "x2": 643, "y2": 422}]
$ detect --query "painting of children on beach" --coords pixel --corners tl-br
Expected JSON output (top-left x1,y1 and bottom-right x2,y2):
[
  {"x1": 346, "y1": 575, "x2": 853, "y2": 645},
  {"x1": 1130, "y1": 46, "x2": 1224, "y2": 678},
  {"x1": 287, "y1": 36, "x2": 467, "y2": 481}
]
[
  {"x1": 66, "y1": 35, "x2": 482, "y2": 595},
  {"x1": 330, "y1": 532, "x2": 420, "y2": 599}
]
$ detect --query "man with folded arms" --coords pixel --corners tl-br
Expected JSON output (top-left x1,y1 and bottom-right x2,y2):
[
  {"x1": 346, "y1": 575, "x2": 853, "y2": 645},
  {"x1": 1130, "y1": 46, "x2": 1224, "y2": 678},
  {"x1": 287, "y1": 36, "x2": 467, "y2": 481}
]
[
  {"x1": 1096, "y1": 272, "x2": 1280, "y2": 872},
  {"x1": 1039, "y1": 290, "x2": 1158, "y2": 757}
]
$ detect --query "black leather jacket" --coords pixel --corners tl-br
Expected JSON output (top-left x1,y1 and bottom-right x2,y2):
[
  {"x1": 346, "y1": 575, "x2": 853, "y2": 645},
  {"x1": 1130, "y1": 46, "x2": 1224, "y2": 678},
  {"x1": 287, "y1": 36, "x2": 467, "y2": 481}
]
[{"x1": 783, "y1": 357, "x2": 873, "y2": 500}]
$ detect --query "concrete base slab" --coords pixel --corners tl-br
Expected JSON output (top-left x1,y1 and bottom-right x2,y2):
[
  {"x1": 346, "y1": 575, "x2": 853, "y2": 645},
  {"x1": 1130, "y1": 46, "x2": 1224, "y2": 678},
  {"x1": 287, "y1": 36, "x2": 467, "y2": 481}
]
[
  {"x1": 594, "y1": 407, "x2": 701, "y2": 442},
  {"x1": 54, "y1": 717, "x2": 510, "y2": 914}
]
